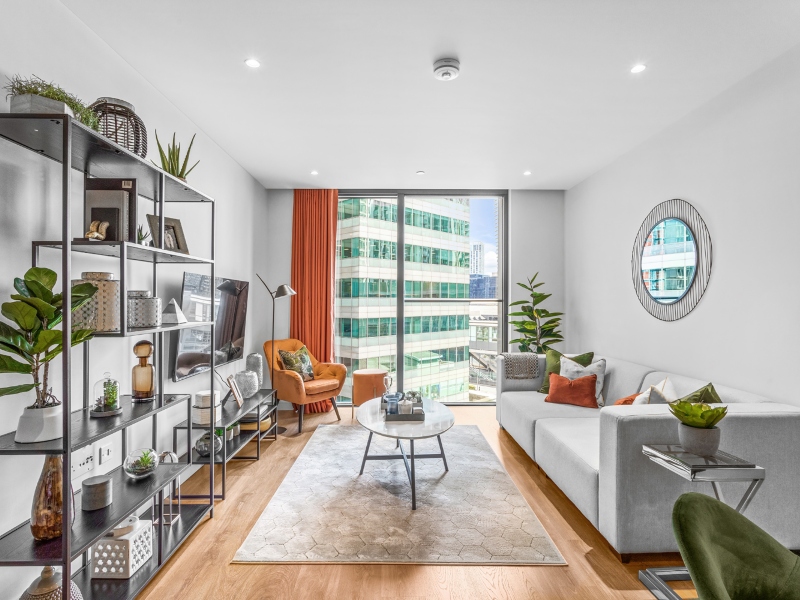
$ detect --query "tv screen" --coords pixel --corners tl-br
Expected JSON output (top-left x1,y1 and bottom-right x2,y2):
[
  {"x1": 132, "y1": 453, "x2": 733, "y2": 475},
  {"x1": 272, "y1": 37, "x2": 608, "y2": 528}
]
[{"x1": 173, "y1": 272, "x2": 249, "y2": 381}]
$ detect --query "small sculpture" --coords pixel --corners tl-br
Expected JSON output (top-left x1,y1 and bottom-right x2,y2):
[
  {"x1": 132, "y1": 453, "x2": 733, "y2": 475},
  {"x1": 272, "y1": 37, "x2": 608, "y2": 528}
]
[{"x1": 85, "y1": 220, "x2": 110, "y2": 241}]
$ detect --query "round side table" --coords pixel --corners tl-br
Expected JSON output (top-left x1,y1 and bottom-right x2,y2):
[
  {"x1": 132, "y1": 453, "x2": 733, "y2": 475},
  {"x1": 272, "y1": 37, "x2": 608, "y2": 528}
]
[{"x1": 351, "y1": 369, "x2": 388, "y2": 417}]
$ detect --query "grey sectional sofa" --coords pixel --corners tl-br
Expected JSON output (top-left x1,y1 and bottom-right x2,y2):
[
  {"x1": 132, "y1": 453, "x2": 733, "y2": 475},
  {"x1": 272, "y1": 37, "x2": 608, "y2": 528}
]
[{"x1": 496, "y1": 354, "x2": 800, "y2": 556}]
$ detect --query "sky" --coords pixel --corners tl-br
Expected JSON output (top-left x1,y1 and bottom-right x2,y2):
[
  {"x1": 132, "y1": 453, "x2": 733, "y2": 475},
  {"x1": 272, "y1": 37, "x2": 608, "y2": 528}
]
[{"x1": 470, "y1": 197, "x2": 499, "y2": 275}]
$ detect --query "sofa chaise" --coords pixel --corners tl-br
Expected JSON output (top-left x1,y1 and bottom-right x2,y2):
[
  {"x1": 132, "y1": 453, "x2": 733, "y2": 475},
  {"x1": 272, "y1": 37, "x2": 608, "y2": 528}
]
[{"x1": 496, "y1": 354, "x2": 800, "y2": 557}]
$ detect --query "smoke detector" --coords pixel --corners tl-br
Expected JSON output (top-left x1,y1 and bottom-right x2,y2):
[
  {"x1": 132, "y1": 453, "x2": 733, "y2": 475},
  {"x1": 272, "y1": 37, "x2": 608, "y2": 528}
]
[{"x1": 433, "y1": 58, "x2": 460, "y2": 81}]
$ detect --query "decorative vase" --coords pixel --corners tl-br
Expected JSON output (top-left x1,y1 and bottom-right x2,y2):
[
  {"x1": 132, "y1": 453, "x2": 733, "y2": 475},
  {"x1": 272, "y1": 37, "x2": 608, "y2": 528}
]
[
  {"x1": 123, "y1": 449, "x2": 159, "y2": 480},
  {"x1": 15, "y1": 405, "x2": 63, "y2": 444},
  {"x1": 234, "y1": 370, "x2": 259, "y2": 399},
  {"x1": 88, "y1": 97, "x2": 147, "y2": 159},
  {"x1": 194, "y1": 432, "x2": 223, "y2": 457},
  {"x1": 72, "y1": 272, "x2": 120, "y2": 333},
  {"x1": 31, "y1": 455, "x2": 75, "y2": 542},
  {"x1": 19, "y1": 566, "x2": 84, "y2": 600},
  {"x1": 127, "y1": 290, "x2": 162, "y2": 328},
  {"x1": 131, "y1": 340, "x2": 155, "y2": 402},
  {"x1": 678, "y1": 423, "x2": 721, "y2": 457},
  {"x1": 246, "y1": 353, "x2": 264, "y2": 388}
]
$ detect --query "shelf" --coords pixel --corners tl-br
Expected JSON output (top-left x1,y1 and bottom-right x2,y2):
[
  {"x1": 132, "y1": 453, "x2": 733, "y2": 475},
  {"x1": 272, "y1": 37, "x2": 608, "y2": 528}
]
[
  {"x1": 0, "y1": 114, "x2": 213, "y2": 203},
  {"x1": 72, "y1": 503, "x2": 211, "y2": 600},
  {"x1": 34, "y1": 240, "x2": 213, "y2": 265},
  {"x1": 93, "y1": 320, "x2": 214, "y2": 338},
  {"x1": 0, "y1": 395, "x2": 190, "y2": 456},
  {"x1": 174, "y1": 389, "x2": 276, "y2": 430},
  {"x1": 0, "y1": 462, "x2": 190, "y2": 565},
  {"x1": 190, "y1": 430, "x2": 259, "y2": 465}
]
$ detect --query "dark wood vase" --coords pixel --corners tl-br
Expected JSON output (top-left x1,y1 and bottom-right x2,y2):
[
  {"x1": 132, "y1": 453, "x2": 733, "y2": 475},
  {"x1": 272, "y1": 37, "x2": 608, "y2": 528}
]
[{"x1": 31, "y1": 454, "x2": 74, "y2": 541}]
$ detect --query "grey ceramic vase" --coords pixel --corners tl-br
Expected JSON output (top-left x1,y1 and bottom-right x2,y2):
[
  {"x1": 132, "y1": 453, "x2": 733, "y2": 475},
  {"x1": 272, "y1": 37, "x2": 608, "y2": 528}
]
[
  {"x1": 678, "y1": 423, "x2": 721, "y2": 457},
  {"x1": 234, "y1": 370, "x2": 260, "y2": 399},
  {"x1": 245, "y1": 353, "x2": 264, "y2": 388}
]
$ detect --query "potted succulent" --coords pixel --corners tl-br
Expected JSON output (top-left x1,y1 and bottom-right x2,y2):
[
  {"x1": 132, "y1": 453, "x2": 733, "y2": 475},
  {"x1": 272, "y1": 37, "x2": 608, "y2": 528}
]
[
  {"x1": 5, "y1": 74, "x2": 100, "y2": 130},
  {"x1": 123, "y1": 448, "x2": 159, "y2": 479},
  {"x1": 0, "y1": 267, "x2": 96, "y2": 443},
  {"x1": 669, "y1": 400, "x2": 728, "y2": 456},
  {"x1": 152, "y1": 131, "x2": 199, "y2": 181}
]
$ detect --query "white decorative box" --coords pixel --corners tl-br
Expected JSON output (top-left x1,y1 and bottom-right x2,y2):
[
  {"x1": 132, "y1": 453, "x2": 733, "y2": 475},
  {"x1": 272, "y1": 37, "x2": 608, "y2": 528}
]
[
  {"x1": 91, "y1": 518, "x2": 153, "y2": 579},
  {"x1": 127, "y1": 290, "x2": 162, "y2": 328},
  {"x1": 192, "y1": 405, "x2": 223, "y2": 426},
  {"x1": 73, "y1": 272, "x2": 120, "y2": 332},
  {"x1": 194, "y1": 390, "x2": 220, "y2": 408}
]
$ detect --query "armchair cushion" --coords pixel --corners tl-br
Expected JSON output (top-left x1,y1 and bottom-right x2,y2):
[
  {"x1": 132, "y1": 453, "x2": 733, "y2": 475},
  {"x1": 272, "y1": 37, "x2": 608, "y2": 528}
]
[
  {"x1": 304, "y1": 379, "x2": 340, "y2": 396},
  {"x1": 278, "y1": 346, "x2": 315, "y2": 381}
]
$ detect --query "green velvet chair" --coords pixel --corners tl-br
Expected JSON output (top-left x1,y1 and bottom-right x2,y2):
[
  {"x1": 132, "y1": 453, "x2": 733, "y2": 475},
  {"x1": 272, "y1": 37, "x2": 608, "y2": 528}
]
[{"x1": 672, "y1": 492, "x2": 800, "y2": 600}]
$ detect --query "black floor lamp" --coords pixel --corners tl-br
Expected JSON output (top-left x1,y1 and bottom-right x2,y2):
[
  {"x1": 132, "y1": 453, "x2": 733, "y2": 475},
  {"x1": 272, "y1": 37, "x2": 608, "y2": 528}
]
[{"x1": 257, "y1": 274, "x2": 296, "y2": 434}]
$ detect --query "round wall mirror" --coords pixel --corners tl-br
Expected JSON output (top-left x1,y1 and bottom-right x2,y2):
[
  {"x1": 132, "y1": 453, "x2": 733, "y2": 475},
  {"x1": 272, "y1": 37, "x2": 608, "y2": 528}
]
[
  {"x1": 640, "y1": 218, "x2": 696, "y2": 304},
  {"x1": 632, "y1": 199, "x2": 711, "y2": 321}
]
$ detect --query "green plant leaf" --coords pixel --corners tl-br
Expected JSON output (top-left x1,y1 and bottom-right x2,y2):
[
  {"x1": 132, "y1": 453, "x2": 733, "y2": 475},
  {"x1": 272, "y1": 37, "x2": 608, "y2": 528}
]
[
  {"x1": 0, "y1": 383, "x2": 37, "y2": 397},
  {"x1": 24, "y1": 280, "x2": 53, "y2": 303},
  {"x1": 0, "y1": 355, "x2": 32, "y2": 374},
  {"x1": 31, "y1": 329, "x2": 62, "y2": 354},
  {"x1": 10, "y1": 295, "x2": 56, "y2": 320},
  {"x1": 24, "y1": 267, "x2": 57, "y2": 291},
  {"x1": 2, "y1": 301, "x2": 40, "y2": 332},
  {"x1": 13, "y1": 278, "x2": 31, "y2": 297}
]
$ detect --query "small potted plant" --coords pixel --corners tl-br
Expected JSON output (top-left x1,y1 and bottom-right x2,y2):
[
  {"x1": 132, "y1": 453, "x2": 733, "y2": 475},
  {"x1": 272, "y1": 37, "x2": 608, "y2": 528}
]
[
  {"x1": 91, "y1": 372, "x2": 122, "y2": 418},
  {"x1": 232, "y1": 421, "x2": 240, "y2": 437},
  {"x1": 123, "y1": 448, "x2": 159, "y2": 479},
  {"x1": 136, "y1": 224, "x2": 151, "y2": 246},
  {"x1": 225, "y1": 423, "x2": 234, "y2": 441},
  {"x1": 5, "y1": 74, "x2": 100, "y2": 130},
  {"x1": 669, "y1": 400, "x2": 728, "y2": 456},
  {"x1": 0, "y1": 267, "x2": 96, "y2": 442},
  {"x1": 152, "y1": 131, "x2": 199, "y2": 181}
]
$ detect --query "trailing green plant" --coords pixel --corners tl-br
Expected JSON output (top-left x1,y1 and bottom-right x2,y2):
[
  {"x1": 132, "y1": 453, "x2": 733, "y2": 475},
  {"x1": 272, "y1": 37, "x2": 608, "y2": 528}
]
[
  {"x1": 152, "y1": 131, "x2": 199, "y2": 180},
  {"x1": 137, "y1": 224, "x2": 151, "y2": 245},
  {"x1": 509, "y1": 273, "x2": 564, "y2": 353},
  {"x1": 0, "y1": 267, "x2": 97, "y2": 407},
  {"x1": 4, "y1": 74, "x2": 100, "y2": 130},
  {"x1": 669, "y1": 400, "x2": 728, "y2": 429}
]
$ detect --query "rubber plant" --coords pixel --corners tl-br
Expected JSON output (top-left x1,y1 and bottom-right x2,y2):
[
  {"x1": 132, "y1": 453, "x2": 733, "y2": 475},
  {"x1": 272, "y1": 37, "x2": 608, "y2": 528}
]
[
  {"x1": 0, "y1": 267, "x2": 97, "y2": 406},
  {"x1": 509, "y1": 273, "x2": 564, "y2": 353},
  {"x1": 669, "y1": 401, "x2": 728, "y2": 429},
  {"x1": 152, "y1": 131, "x2": 199, "y2": 181}
]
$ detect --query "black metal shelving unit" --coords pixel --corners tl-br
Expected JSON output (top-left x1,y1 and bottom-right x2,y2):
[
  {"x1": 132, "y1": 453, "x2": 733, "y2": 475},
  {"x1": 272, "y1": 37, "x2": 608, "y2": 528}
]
[{"x1": 0, "y1": 113, "x2": 218, "y2": 597}]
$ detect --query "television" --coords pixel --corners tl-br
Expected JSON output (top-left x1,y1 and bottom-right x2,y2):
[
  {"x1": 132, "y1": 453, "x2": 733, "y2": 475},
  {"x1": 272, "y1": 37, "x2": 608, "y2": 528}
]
[{"x1": 173, "y1": 272, "x2": 249, "y2": 381}]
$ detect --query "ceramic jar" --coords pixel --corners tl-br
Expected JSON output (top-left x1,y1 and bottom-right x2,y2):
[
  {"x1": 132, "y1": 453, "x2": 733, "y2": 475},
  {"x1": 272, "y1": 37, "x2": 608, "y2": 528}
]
[
  {"x1": 127, "y1": 290, "x2": 162, "y2": 328},
  {"x1": 72, "y1": 272, "x2": 120, "y2": 332}
]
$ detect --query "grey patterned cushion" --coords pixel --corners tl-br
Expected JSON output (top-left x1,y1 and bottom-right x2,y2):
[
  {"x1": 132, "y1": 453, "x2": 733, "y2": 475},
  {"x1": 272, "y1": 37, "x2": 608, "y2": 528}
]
[{"x1": 278, "y1": 346, "x2": 315, "y2": 381}]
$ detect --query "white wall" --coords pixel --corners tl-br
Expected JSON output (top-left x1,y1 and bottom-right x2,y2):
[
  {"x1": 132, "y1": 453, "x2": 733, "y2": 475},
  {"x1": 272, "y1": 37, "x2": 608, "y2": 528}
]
[
  {"x1": 508, "y1": 190, "x2": 566, "y2": 350},
  {"x1": 0, "y1": 1, "x2": 267, "y2": 594},
  {"x1": 564, "y1": 42, "x2": 800, "y2": 405}
]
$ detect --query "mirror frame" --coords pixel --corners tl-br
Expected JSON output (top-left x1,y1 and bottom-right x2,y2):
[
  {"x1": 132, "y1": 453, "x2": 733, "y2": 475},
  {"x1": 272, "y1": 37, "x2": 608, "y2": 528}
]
[{"x1": 631, "y1": 199, "x2": 712, "y2": 321}]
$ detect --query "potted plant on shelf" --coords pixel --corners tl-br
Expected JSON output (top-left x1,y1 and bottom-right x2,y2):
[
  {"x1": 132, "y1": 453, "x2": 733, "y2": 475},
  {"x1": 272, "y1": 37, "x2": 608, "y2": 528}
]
[
  {"x1": 4, "y1": 74, "x2": 100, "y2": 130},
  {"x1": 123, "y1": 448, "x2": 159, "y2": 479},
  {"x1": 509, "y1": 273, "x2": 564, "y2": 353},
  {"x1": 669, "y1": 399, "x2": 728, "y2": 456},
  {"x1": 0, "y1": 267, "x2": 97, "y2": 442},
  {"x1": 152, "y1": 131, "x2": 199, "y2": 181}
]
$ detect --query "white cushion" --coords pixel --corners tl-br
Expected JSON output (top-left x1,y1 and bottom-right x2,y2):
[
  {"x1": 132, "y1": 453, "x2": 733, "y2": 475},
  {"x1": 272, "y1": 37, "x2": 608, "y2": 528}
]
[
  {"x1": 633, "y1": 377, "x2": 676, "y2": 405},
  {"x1": 561, "y1": 357, "x2": 607, "y2": 406}
]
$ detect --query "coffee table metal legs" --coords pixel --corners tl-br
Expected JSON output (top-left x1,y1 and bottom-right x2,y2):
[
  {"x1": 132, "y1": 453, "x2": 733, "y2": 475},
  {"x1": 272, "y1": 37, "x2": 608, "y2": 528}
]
[{"x1": 359, "y1": 433, "x2": 447, "y2": 509}]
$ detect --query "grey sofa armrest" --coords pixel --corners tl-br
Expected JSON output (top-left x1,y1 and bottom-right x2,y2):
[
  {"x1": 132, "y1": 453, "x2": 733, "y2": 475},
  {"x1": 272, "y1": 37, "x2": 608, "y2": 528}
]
[
  {"x1": 598, "y1": 403, "x2": 800, "y2": 554},
  {"x1": 496, "y1": 353, "x2": 545, "y2": 425}
]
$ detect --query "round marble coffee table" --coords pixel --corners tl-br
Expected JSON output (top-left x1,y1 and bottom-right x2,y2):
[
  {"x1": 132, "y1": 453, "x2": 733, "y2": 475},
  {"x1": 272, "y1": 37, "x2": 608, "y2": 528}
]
[{"x1": 356, "y1": 397, "x2": 455, "y2": 509}]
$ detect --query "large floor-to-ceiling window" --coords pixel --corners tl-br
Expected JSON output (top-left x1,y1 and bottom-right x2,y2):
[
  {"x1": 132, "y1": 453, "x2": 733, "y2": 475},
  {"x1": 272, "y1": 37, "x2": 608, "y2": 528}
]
[{"x1": 335, "y1": 192, "x2": 506, "y2": 405}]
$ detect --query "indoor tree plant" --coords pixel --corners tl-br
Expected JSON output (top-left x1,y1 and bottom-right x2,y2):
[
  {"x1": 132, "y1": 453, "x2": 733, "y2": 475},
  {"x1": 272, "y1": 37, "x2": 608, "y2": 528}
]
[
  {"x1": 4, "y1": 74, "x2": 100, "y2": 130},
  {"x1": 0, "y1": 267, "x2": 96, "y2": 442},
  {"x1": 509, "y1": 273, "x2": 564, "y2": 353},
  {"x1": 152, "y1": 131, "x2": 199, "y2": 181},
  {"x1": 669, "y1": 399, "x2": 728, "y2": 456}
]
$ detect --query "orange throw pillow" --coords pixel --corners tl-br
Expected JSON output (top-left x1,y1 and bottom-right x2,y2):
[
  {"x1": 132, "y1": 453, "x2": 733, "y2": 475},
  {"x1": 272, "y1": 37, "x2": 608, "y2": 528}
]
[
  {"x1": 614, "y1": 393, "x2": 639, "y2": 406},
  {"x1": 545, "y1": 373, "x2": 599, "y2": 409}
]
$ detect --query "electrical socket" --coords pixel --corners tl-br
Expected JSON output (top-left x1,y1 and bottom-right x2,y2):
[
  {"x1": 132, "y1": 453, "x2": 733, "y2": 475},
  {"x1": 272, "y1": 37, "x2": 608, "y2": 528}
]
[
  {"x1": 99, "y1": 443, "x2": 112, "y2": 465},
  {"x1": 71, "y1": 445, "x2": 94, "y2": 478}
]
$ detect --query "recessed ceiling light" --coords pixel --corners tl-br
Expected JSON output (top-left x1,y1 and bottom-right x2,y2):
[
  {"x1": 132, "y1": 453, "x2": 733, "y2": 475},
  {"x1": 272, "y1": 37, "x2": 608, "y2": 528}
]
[
  {"x1": 416, "y1": 170, "x2": 426, "y2": 175},
  {"x1": 310, "y1": 170, "x2": 318, "y2": 175},
  {"x1": 523, "y1": 170, "x2": 531, "y2": 176},
  {"x1": 244, "y1": 58, "x2": 261, "y2": 68},
  {"x1": 630, "y1": 64, "x2": 646, "y2": 74}
]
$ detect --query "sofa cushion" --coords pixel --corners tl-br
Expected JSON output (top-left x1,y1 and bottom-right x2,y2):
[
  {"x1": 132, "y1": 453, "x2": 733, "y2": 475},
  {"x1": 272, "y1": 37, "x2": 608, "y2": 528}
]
[
  {"x1": 539, "y1": 350, "x2": 594, "y2": 394},
  {"x1": 500, "y1": 390, "x2": 601, "y2": 459},
  {"x1": 535, "y1": 418, "x2": 600, "y2": 526},
  {"x1": 641, "y1": 371, "x2": 769, "y2": 404},
  {"x1": 546, "y1": 373, "x2": 599, "y2": 409},
  {"x1": 595, "y1": 356, "x2": 656, "y2": 405}
]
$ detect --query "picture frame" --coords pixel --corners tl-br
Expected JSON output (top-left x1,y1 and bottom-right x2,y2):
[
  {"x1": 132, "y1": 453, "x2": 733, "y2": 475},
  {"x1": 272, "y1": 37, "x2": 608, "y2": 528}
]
[
  {"x1": 146, "y1": 214, "x2": 190, "y2": 254},
  {"x1": 226, "y1": 374, "x2": 244, "y2": 408}
]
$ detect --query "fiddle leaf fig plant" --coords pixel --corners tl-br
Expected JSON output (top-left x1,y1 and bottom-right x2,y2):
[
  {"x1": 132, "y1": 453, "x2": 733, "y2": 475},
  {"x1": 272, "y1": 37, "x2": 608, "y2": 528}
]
[
  {"x1": 0, "y1": 267, "x2": 97, "y2": 407},
  {"x1": 509, "y1": 273, "x2": 564, "y2": 353},
  {"x1": 669, "y1": 400, "x2": 728, "y2": 429}
]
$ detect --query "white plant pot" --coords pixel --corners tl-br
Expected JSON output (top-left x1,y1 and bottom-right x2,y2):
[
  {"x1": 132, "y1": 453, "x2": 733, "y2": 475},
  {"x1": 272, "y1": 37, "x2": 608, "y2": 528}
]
[
  {"x1": 15, "y1": 405, "x2": 63, "y2": 444},
  {"x1": 678, "y1": 423, "x2": 721, "y2": 457}
]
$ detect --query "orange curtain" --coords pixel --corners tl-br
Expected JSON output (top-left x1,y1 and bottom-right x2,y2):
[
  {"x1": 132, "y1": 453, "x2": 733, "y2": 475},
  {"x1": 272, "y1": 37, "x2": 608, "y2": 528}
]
[{"x1": 290, "y1": 189, "x2": 338, "y2": 413}]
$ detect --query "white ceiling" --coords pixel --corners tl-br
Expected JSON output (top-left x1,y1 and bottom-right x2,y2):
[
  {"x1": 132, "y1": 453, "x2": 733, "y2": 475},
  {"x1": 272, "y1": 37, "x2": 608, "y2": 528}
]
[{"x1": 63, "y1": 0, "x2": 800, "y2": 190}]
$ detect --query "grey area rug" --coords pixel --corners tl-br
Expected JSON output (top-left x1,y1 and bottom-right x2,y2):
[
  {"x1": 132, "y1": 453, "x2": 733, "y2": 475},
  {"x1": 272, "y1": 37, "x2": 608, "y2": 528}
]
[{"x1": 234, "y1": 425, "x2": 565, "y2": 565}]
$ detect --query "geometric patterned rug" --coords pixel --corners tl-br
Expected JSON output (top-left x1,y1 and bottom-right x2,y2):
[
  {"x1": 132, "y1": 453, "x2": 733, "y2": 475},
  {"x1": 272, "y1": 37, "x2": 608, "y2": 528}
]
[{"x1": 233, "y1": 425, "x2": 565, "y2": 565}]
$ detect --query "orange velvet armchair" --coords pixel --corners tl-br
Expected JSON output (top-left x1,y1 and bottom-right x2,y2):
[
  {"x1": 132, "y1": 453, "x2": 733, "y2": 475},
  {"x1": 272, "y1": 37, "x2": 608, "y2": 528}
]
[{"x1": 263, "y1": 338, "x2": 345, "y2": 432}]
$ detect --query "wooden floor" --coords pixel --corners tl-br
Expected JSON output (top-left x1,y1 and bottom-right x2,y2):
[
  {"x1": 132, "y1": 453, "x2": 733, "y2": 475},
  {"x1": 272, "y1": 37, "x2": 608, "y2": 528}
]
[{"x1": 140, "y1": 406, "x2": 694, "y2": 599}]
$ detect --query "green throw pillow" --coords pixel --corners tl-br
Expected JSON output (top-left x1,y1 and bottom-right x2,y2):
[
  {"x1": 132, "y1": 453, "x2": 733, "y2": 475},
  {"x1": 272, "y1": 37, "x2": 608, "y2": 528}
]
[
  {"x1": 278, "y1": 346, "x2": 315, "y2": 381},
  {"x1": 539, "y1": 349, "x2": 594, "y2": 394},
  {"x1": 678, "y1": 383, "x2": 722, "y2": 404}
]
